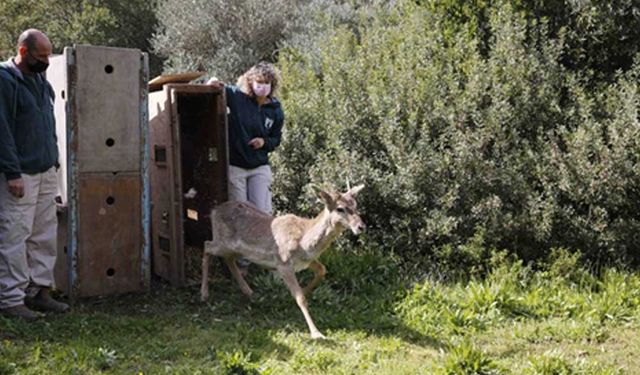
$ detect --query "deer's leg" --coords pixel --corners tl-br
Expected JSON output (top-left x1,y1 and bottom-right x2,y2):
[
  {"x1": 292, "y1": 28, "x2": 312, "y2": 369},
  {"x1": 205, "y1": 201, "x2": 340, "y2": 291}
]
[
  {"x1": 278, "y1": 266, "x2": 326, "y2": 340},
  {"x1": 302, "y1": 260, "x2": 326, "y2": 296},
  {"x1": 224, "y1": 256, "x2": 254, "y2": 297},
  {"x1": 200, "y1": 251, "x2": 210, "y2": 301}
]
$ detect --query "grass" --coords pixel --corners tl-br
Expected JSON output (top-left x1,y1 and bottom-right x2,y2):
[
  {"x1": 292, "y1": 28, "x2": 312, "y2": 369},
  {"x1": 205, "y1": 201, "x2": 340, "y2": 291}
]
[{"x1": 1, "y1": 248, "x2": 640, "y2": 374}]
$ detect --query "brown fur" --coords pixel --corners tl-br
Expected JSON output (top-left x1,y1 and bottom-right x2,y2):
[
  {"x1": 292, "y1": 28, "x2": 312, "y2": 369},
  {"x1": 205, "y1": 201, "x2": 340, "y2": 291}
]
[{"x1": 201, "y1": 185, "x2": 365, "y2": 339}]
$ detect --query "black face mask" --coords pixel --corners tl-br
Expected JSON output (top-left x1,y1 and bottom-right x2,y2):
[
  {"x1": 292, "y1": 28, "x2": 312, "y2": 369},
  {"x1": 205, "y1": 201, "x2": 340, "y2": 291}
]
[{"x1": 27, "y1": 51, "x2": 49, "y2": 73}]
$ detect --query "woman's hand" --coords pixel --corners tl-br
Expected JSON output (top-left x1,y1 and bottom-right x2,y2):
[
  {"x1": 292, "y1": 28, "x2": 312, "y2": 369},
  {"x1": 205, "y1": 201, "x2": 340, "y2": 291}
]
[
  {"x1": 206, "y1": 77, "x2": 224, "y2": 89},
  {"x1": 248, "y1": 138, "x2": 265, "y2": 149}
]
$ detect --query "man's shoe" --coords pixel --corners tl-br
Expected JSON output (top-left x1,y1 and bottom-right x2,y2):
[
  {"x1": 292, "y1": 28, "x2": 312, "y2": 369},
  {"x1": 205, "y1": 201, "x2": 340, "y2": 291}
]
[
  {"x1": 25, "y1": 289, "x2": 69, "y2": 313},
  {"x1": 0, "y1": 304, "x2": 44, "y2": 321}
]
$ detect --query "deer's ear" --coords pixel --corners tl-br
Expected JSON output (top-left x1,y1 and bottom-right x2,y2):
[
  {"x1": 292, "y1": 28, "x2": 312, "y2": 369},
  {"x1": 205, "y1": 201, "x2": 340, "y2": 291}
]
[
  {"x1": 346, "y1": 184, "x2": 365, "y2": 198},
  {"x1": 317, "y1": 189, "x2": 337, "y2": 210}
]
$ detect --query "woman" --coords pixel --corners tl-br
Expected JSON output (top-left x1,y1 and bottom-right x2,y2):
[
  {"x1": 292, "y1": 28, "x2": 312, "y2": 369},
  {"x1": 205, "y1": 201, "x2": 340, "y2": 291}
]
[{"x1": 208, "y1": 62, "x2": 284, "y2": 214}]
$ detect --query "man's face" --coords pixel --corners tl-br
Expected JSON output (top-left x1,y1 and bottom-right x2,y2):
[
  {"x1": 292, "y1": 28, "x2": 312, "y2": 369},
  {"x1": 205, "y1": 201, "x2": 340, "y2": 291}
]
[{"x1": 20, "y1": 38, "x2": 52, "y2": 73}]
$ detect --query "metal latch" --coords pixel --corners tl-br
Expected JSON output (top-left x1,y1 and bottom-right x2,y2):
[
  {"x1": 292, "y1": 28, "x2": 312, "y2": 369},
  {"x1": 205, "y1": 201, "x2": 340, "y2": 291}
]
[
  {"x1": 208, "y1": 147, "x2": 218, "y2": 162},
  {"x1": 161, "y1": 210, "x2": 169, "y2": 224}
]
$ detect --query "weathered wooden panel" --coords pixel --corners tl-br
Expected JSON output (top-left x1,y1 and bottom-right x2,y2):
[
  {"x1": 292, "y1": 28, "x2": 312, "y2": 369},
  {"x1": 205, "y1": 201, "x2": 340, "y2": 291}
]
[
  {"x1": 54, "y1": 209, "x2": 69, "y2": 294},
  {"x1": 149, "y1": 88, "x2": 179, "y2": 284},
  {"x1": 47, "y1": 54, "x2": 69, "y2": 205},
  {"x1": 75, "y1": 173, "x2": 143, "y2": 297},
  {"x1": 75, "y1": 45, "x2": 142, "y2": 173}
]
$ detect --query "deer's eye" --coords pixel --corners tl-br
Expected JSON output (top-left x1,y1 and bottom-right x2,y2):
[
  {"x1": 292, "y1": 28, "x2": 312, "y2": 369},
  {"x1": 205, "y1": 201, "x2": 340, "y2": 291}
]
[{"x1": 336, "y1": 207, "x2": 346, "y2": 213}]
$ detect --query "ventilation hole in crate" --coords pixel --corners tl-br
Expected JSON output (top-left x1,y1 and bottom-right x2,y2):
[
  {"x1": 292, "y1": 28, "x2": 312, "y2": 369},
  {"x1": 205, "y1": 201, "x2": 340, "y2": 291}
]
[
  {"x1": 159, "y1": 236, "x2": 170, "y2": 254},
  {"x1": 154, "y1": 145, "x2": 167, "y2": 163},
  {"x1": 106, "y1": 268, "x2": 115, "y2": 277},
  {"x1": 61, "y1": 90, "x2": 65, "y2": 100},
  {"x1": 105, "y1": 64, "x2": 114, "y2": 74},
  {"x1": 106, "y1": 196, "x2": 115, "y2": 205},
  {"x1": 106, "y1": 138, "x2": 115, "y2": 147}
]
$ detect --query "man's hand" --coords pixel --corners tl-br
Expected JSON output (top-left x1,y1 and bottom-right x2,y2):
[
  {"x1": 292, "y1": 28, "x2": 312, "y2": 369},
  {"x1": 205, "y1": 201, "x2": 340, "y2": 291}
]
[{"x1": 8, "y1": 177, "x2": 25, "y2": 198}]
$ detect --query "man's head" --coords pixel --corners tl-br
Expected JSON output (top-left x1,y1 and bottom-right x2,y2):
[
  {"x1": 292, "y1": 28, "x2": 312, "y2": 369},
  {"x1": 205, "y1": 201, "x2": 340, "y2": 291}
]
[{"x1": 15, "y1": 29, "x2": 52, "y2": 74}]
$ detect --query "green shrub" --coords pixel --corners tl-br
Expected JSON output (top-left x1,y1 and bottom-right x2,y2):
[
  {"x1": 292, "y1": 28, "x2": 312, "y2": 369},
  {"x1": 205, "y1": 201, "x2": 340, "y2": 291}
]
[
  {"x1": 215, "y1": 350, "x2": 263, "y2": 375},
  {"x1": 0, "y1": 0, "x2": 160, "y2": 74},
  {"x1": 151, "y1": 0, "x2": 640, "y2": 271},
  {"x1": 397, "y1": 248, "x2": 640, "y2": 342},
  {"x1": 274, "y1": 0, "x2": 640, "y2": 270},
  {"x1": 438, "y1": 340, "x2": 502, "y2": 375},
  {"x1": 538, "y1": 248, "x2": 592, "y2": 286},
  {"x1": 523, "y1": 350, "x2": 574, "y2": 375},
  {"x1": 152, "y1": 0, "x2": 383, "y2": 81}
]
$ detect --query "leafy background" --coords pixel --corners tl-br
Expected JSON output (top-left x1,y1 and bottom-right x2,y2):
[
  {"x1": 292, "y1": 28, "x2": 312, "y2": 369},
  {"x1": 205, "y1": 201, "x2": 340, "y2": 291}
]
[{"x1": 2, "y1": 0, "x2": 639, "y2": 270}]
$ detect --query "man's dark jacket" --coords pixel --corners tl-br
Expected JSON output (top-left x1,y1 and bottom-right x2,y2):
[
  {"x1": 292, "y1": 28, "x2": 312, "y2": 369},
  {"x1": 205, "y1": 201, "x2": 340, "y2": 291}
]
[{"x1": 0, "y1": 59, "x2": 58, "y2": 180}]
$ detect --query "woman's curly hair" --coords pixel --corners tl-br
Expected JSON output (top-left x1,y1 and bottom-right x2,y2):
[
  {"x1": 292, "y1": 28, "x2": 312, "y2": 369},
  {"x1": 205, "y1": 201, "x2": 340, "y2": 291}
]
[{"x1": 237, "y1": 61, "x2": 281, "y2": 98}]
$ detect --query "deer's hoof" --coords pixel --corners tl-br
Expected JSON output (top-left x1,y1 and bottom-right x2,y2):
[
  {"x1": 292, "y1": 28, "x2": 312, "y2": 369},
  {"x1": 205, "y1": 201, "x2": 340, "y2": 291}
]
[{"x1": 311, "y1": 332, "x2": 326, "y2": 340}]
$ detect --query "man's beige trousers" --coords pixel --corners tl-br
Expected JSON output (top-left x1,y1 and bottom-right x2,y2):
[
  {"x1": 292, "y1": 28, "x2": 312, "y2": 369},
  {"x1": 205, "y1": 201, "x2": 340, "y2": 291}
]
[{"x1": 0, "y1": 168, "x2": 57, "y2": 309}]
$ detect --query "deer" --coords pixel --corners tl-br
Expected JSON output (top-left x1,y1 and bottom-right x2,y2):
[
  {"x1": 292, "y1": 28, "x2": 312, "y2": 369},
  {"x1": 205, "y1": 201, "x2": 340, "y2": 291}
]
[{"x1": 200, "y1": 185, "x2": 365, "y2": 339}]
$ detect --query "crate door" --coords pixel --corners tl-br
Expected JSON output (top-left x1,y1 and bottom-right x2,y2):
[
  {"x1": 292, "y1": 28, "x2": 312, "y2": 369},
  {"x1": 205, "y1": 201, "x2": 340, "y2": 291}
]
[
  {"x1": 171, "y1": 85, "x2": 228, "y2": 285},
  {"x1": 149, "y1": 87, "x2": 182, "y2": 285}
]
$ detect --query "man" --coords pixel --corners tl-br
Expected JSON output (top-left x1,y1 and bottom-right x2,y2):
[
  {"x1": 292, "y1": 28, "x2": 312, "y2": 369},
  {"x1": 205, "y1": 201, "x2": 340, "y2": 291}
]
[{"x1": 0, "y1": 29, "x2": 69, "y2": 320}]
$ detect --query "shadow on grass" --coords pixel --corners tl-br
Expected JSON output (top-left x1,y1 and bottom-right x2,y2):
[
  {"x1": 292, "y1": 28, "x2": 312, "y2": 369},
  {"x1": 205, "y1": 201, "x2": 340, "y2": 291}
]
[
  {"x1": 201, "y1": 258, "x2": 444, "y2": 351},
  {"x1": 0, "y1": 251, "x2": 440, "y2": 368},
  {"x1": 0, "y1": 281, "x2": 293, "y2": 367}
]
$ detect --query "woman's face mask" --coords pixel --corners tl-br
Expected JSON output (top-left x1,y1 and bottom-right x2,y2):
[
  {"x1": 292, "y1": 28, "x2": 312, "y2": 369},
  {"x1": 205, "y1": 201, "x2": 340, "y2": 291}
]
[{"x1": 252, "y1": 81, "x2": 271, "y2": 97}]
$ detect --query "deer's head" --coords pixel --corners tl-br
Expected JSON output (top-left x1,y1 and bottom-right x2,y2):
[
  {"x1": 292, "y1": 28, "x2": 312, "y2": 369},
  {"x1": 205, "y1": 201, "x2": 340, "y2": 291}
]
[{"x1": 317, "y1": 184, "x2": 366, "y2": 235}]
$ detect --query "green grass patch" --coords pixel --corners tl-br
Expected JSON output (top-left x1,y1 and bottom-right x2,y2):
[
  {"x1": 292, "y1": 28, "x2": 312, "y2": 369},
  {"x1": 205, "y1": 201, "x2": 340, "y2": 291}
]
[{"x1": 1, "y1": 249, "x2": 639, "y2": 373}]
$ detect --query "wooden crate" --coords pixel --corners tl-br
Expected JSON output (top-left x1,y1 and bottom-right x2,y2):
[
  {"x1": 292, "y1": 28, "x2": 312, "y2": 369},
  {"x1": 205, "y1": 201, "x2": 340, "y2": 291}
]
[
  {"x1": 149, "y1": 84, "x2": 228, "y2": 286},
  {"x1": 51, "y1": 45, "x2": 150, "y2": 298}
]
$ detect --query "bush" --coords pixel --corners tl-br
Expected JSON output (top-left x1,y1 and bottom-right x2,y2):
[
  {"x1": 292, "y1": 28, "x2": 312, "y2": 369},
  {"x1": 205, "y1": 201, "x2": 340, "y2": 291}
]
[
  {"x1": 273, "y1": 0, "x2": 640, "y2": 268},
  {"x1": 152, "y1": 0, "x2": 297, "y2": 80},
  {"x1": 152, "y1": 0, "x2": 383, "y2": 81},
  {"x1": 152, "y1": 0, "x2": 640, "y2": 270},
  {"x1": 0, "y1": 0, "x2": 160, "y2": 74}
]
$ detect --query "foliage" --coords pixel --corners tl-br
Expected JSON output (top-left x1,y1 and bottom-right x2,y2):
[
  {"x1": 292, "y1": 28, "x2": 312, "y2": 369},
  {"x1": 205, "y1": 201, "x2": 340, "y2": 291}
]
[
  {"x1": 273, "y1": 0, "x2": 640, "y2": 267},
  {"x1": 438, "y1": 340, "x2": 502, "y2": 375},
  {"x1": 522, "y1": 350, "x2": 577, "y2": 375},
  {"x1": 517, "y1": 0, "x2": 640, "y2": 82},
  {"x1": 214, "y1": 350, "x2": 263, "y2": 375},
  {"x1": 93, "y1": 347, "x2": 118, "y2": 370},
  {"x1": 152, "y1": 0, "x2": 300, "y2": 81},
  {"x1": 397, "y1": 248, "x2": 640, "y2": 342},
  {"x1": 2, "y1": 0, "x2": 636, "y2": 270},
  {"x1": 1, "y1": 251, "x2": 635, "y2": 373},
  {"x1": 0, "y1": 0, "x2": 161, "y2": 75},
  {"x1": 421, "y1": 0, "x2": 640, "y2": 82},
  {"x1": 151, "y1": 0, "x2": 389, "y2": 81}
]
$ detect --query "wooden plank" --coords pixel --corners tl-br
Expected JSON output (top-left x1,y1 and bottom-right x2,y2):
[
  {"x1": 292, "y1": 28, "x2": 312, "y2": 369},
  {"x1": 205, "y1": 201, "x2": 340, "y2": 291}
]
[
  {"x1": 76, "y1": 173, "x2": 143, "y2": 297},
  {"x1": 149, "y1": 72, "x2": 206, "y2": 92},
  {"x1": 149, "y1": 89, "x2": 177, "y2": 283},
  {"x1": 75, "y1": 45, "x2": 142, "y2": 173}
]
